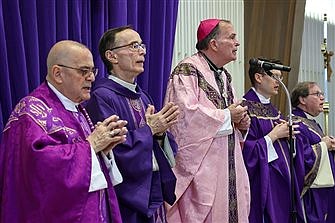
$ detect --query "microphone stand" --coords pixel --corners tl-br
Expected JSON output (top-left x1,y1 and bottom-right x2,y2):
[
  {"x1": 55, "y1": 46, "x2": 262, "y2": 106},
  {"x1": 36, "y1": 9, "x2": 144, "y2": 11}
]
[{"x1": 273, "y1": 75, "x2": 297, "y2": 223}]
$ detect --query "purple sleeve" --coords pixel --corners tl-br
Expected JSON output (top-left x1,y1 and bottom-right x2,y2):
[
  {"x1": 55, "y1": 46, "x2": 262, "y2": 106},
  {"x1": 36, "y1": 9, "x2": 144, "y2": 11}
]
[
  {"x1": 294, "y1": 123, "x2": 320, "y2": 193},
  {"x1": 243, "y1": 117, "x2": 290, "y2": 222},
  {"x1": 86, "y1": 90, "x2": 162, "y2": 215},
  {"x1": 1, "y1": 115, "x2": 92, "y2": 221}
]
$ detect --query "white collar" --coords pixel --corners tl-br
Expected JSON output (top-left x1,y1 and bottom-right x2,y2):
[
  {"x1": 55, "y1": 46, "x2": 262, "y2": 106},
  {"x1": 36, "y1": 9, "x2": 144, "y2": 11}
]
[
  {"x1": 47, "y1": 81, "x2": 79, "y2": 112},
  {"x1": 251, "y1": 87, "x2": 271, "y2": 104},
  {"x1": 108, "y1": 75, "x2": 137, "y2": 93},
  {"x1": 304, "y1": 111, "x2": 316, "y2": 120}
]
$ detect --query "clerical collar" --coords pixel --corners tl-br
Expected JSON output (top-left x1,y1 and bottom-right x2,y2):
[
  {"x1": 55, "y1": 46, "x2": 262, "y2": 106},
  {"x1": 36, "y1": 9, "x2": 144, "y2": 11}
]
[
  {"x1": 47, "y1": 81, "x2": 78, "y2": 112},
  {"x1": 304, "y1": 110, "x2": 316, "y2": 119},
  {"x1": 108, "y1": 74, "x2": 137, "y2": 93},
  {"x1": 199, "y1": 51, "x2": 223, "y2": 73},
  {"x1": 251, "y1": 87, "x2": 271, "y2": 104}
]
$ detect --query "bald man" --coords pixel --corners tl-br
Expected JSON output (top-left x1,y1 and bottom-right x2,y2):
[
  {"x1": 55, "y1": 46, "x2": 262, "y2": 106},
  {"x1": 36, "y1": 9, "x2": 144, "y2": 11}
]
[{"x1": 0, "y1": 40, "x2": 127, "y2": 223}]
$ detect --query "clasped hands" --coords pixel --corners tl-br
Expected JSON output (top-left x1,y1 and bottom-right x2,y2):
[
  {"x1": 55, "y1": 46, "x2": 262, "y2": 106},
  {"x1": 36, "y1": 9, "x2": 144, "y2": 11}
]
[
  {"x1": 87, "y1": 115, "x2": 128, "y2": 155},
  {"x1": 322, "y1": 135, "x2": 335, "y2": 151},
  {"x1": 145, "y1": 102, "x2": 180, "y2": 136},
  {"x1": 228, "y1": 100, "x2": 250, "y2": 131}
]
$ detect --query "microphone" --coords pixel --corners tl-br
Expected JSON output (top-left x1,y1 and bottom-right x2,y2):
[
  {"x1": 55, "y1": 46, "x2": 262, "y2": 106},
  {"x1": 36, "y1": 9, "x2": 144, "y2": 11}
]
[{"x1": 249, "y1": 58, "x2": 291, "y2": 72}]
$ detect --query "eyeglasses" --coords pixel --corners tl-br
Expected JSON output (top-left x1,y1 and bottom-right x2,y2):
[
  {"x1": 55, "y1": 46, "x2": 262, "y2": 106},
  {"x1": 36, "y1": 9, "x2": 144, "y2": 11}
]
[
  {"x1": 265, "y1": 71, "x2": 283, "y2": 81},
  {"x1": 110, "y1": 42, "x2": 146, "y2": 52},
  {"x1": 57, "y1": 64, "x2": 98, "y2": 78},
  {"x1": 308, "y1": 92, "x2": 325, "y2": 97}
]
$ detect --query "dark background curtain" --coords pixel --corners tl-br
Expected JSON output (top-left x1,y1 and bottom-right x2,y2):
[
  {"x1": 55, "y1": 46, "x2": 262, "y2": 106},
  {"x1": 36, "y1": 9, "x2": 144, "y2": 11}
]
[{"x1": 0, "y1": 0, "x2": 179, "y2": 137}]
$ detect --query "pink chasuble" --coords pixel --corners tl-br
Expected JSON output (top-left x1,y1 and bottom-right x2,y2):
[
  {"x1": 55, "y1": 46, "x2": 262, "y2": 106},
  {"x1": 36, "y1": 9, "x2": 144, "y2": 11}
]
[{"x1": 164, "y1": 53, "x2": 250, "y2": 223}]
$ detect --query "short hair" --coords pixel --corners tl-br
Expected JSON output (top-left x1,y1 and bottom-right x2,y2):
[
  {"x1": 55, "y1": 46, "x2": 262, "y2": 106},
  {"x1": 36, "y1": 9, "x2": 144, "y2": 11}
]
[
  {"x1": 99, "y1": 25, "x2": 133, "y2": 73},
  {"x1": 196, "y1": 20, "x2": 231, "y2": 51},
  {"x1": 248, "y1": 58, "x2": 281, "y2": 86},
  {"x1": 291, "y1": 81, "x2": 317, "y2": 107}
]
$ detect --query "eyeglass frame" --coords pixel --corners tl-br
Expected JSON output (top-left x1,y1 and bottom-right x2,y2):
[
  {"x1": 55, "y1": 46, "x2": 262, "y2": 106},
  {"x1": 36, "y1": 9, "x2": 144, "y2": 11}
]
[
  {"x1": 57, "y1": 64, "x2": 98, "y2": 78},
  {"x1": 264, "y1": 71, "x2": 283, "y2": 81},
  {"x1": 308, "y1": 92, "x2": 325, "y2": 97},
  {"x1": 109, "y1": 41, "x2": 146, "y2": 52}
]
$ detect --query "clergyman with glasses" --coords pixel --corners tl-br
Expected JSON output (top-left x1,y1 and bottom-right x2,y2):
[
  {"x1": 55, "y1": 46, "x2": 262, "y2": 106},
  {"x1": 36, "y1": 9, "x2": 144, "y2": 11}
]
[
  {"x1": 241, "y1": 58, "x2": 306, "y2": 222},
  {"x1": 85, "y1": 26, "x2": 180, "y2": 223},
  {"x1": 0, "y1": 40, "x2": 128, "y2": 222},
  {"x1": 291, "y1": 81, "x2": 335, "y2": 223}
]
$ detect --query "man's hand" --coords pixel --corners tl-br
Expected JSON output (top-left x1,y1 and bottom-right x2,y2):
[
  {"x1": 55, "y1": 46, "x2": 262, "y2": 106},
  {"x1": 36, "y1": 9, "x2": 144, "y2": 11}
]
[
  {"x1": 145, "y1": 102, "x2": 179, "y2": 135},
  {"x1": 322, "y1": 136, "x2": 335, "y2": 150},
  {"x1": 235, "y1": 114, "x2": 250, "y2": 131},
  {"x1": 267, "y1": 120, "x2": 300, "y2": 142},
  {"x1": 228, "y1": 101, "x2": 248, "y2": 124},
  {"x1": 87, "y1": 115, "x2": 128, "y2": 154}
]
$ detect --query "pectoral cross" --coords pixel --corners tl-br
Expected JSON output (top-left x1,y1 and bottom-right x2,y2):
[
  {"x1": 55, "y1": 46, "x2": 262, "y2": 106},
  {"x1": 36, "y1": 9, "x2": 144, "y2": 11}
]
[{"x1": 216, "y1": 70, "x2": 228, "y2": 107}]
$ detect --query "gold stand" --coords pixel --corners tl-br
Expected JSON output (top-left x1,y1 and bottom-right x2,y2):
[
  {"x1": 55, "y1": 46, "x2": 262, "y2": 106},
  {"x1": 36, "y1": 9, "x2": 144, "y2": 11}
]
[
  {"x1": 323, "y1": 102, "x2": 329, "y2": 136},
  {"x1": 321, "y1": 14, "x2": 331, "y2": 136}
]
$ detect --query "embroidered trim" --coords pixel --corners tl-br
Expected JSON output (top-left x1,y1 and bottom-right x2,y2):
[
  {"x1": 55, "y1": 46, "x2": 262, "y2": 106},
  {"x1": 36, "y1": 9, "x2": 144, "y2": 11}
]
[
  {"x1": 228, "y1": 133, "x2": 238, "y2": 223},
  {"x1": 127, "y1": 98, "x2": 146, "y2": 128},
  {"x1": 241, "y1": 100, "x2": 281, "y2": 119},
  {"x1": 171, "y1": 63, "x2": 226, "y2": 109},
  {"x1": 301, "y1": 144, "x2": 322, "y2": 196},
  {"x1": 293, "y1": 116, "x2": 324, "y2": 138},
  {"x1": 4, "y1": 96, "x2": 78, "y2": 139}
]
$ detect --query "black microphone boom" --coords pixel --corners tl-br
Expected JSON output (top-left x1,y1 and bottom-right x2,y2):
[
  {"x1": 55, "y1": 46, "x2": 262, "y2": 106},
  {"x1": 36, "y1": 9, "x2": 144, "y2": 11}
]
[{"x1": 249, "y1": 58, "x2": 291, "y2": 72}]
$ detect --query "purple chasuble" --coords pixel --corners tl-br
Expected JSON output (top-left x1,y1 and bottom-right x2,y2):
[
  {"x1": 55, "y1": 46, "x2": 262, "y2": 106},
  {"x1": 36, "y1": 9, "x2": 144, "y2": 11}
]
[
  {"x1": 293, "y1": 107, "x2": 335, "y2": 223},
  {"x1": 85, "y1": 78, "x2": 177, "y2": 223},
  {"x1": 0, "y1": 82, "x2": 122, "y2": 223},
  {"x1": 242, "y1": 89, "x2": 304, "y2": 223}
]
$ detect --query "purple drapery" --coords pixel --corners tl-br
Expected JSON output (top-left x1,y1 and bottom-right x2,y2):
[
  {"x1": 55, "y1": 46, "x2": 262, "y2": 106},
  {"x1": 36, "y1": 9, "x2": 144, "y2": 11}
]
[{"x1": 0, "y1": 0, "x2": 179, "y2": 139}]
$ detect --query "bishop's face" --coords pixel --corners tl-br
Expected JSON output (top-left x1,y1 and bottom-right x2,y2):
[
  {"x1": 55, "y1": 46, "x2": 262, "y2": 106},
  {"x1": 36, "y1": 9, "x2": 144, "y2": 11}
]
[{"x1": 214, "y1": 22, "x2": 240, "y2": 66}]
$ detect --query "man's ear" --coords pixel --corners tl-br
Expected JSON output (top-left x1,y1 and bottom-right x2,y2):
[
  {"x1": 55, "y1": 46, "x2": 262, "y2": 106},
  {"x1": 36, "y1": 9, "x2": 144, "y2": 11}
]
[
  {"x1": 208, "y1": 39, "x2": 218, "y2": 51},
  {"x1": 105, "y1": 50, "x2": 118, "y2": 63},
  {"x1": 299, "y1": 96, "x2": 306, "y2": 105},
  {"x1": 254, "y1": 72, "x2": 263, "y2": 84},
  {"x1": 52, "y1": 65, "x2": 63, "y2": 84}
]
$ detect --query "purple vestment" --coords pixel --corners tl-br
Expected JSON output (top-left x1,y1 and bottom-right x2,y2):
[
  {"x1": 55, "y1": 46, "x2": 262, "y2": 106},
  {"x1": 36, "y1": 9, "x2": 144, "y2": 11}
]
[
  {"x1": 85, "y1": 78, "x2": 177, "y2": 223},
  {"x1": 0, "y1": 82, "x2": 122, "y2": 223},
  {"x1": 293, "y1": 107, "x2": 335, "y2": 223},
  {"x1": 242, "y1": 89, "x2": 304, "y2": 223}
]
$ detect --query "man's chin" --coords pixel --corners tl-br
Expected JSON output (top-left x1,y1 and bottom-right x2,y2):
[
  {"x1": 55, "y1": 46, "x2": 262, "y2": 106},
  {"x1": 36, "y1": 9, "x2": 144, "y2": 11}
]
[
  {"x1": 81, "y1": 95, "x2": 91, "y2": 102},
  {"x1": 134, "y1": 68, "x2": 144, "y2": 76}
]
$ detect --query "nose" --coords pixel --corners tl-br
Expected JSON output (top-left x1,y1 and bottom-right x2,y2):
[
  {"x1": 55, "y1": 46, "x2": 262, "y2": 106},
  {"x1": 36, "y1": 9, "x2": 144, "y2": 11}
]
[
  {"x1": 235, "y1": 39, "x2": 240, "y2": 46},
  {"x1": 139, "y1": 48, "x2": 146, "y2": 55},
  {"x1": 86, "y1": 72, "x2": 95, "y2": 82}
]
